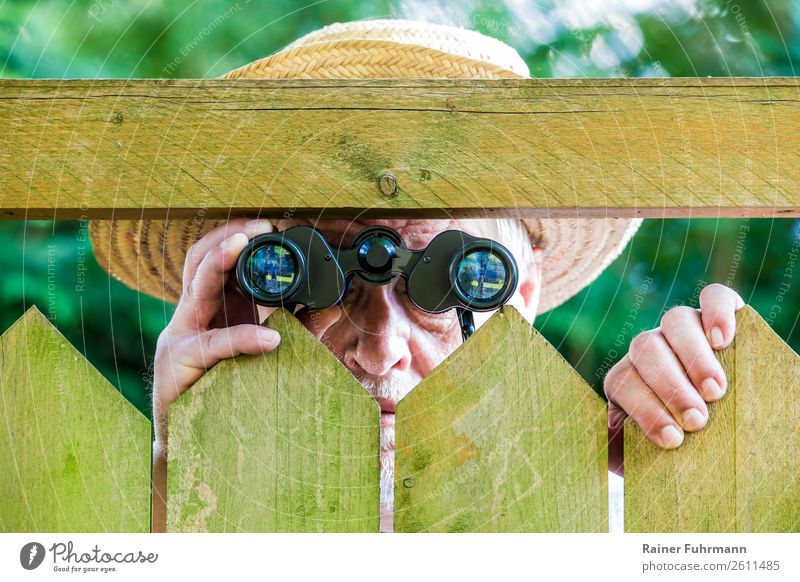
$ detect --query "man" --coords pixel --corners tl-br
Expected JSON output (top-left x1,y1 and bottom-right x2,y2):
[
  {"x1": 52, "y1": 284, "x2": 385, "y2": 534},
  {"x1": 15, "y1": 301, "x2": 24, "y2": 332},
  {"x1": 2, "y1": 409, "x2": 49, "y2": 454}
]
[
  {"x1": 148, "y1": 216, "x2": 741, "y2": 531},
  {"x1": 88, "y1": 20, "x2": 744, "y2": 531}
]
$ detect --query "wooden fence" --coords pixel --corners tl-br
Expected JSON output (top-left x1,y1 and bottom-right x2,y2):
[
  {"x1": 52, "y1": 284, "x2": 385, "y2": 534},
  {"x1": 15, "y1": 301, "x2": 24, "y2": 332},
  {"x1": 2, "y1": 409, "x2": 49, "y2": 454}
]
[
  {"x1": 2, "y1": 303, "x2": 797, "y2": 532},
  {"x1": 1, "y1": 78, "x2": 799, "y2": 533}
]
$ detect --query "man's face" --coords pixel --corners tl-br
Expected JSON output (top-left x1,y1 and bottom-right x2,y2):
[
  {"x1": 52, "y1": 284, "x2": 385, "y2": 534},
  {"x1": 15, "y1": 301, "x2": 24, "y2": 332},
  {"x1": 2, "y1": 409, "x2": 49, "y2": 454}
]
[{"x1": 265, "y1": 218, "x2": 543, "y2": 412}]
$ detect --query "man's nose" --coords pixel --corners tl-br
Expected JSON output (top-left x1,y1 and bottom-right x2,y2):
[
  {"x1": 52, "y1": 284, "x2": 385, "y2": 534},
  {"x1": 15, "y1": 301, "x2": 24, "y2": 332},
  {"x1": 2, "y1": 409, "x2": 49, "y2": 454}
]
[{"x1": 346, "y1": 282, "x2": 412, "y2": 377}]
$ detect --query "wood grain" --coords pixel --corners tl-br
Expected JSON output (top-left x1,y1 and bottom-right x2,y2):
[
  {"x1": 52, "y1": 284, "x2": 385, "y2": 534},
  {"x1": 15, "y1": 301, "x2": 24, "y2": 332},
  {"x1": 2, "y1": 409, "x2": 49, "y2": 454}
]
[
  {"x1": 1, "y1": 78, "x2": 799, "y2": 219},
  {"x1": 0, "y1": 306, "x2": 151, "y2": 532},
  {"x1": 624, "y1": 305, "x2": 800, "y2": 532},
  {"x1": 167, "y1": 308, "x2": 380, "y2": 532},
  {"x1": 394, "y1": 305, "x2": 607, "y2": 532}
]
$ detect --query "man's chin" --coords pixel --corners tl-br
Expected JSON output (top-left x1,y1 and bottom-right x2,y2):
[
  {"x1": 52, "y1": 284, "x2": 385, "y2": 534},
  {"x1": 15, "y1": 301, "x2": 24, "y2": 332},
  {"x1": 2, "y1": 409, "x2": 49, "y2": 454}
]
[{"x1": 354, "y1": 372, "x2": 421, "y2": 413}]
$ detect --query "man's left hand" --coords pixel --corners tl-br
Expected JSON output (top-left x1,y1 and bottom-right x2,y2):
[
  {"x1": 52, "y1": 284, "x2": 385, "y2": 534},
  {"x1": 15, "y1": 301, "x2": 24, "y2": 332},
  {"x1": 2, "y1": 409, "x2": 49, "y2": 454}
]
[{"x1": 604, "y1": 283, "x2": 745, "y2": 474}]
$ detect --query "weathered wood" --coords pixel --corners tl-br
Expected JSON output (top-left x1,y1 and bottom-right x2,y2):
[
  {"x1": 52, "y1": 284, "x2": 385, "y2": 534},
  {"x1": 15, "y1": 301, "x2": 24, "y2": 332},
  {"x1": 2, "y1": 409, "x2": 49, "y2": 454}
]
[
  {"x1": 394, "y1": 305, "x2": 607, "y2": 532},
  {"x1": 1, "y1": 78, "x2": 799, "y2": 220},
  {"x1": 0, "y1": 306, "x2": 151, "y2": 532},
  {"x1": 624, "y1": 305, "x2": 800, "y2": 532},
  {"x1": 167, "y1": 308, "x2": 380, "y2": 532}
]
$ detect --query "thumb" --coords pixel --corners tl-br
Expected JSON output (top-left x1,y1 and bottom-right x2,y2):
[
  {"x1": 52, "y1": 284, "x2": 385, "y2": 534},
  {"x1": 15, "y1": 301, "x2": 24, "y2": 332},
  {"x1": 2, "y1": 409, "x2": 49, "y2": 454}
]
[{"x1": 191, "y1": 323, "x2": 281, "y2": 370}]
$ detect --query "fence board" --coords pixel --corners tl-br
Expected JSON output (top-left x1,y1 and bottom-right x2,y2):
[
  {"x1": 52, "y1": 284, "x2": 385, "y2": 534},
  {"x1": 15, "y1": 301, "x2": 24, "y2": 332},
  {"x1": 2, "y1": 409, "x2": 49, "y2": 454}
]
[
  {"x1": 394, "y1": 306, "x2": 607, "y2": 532},
  {"x1": 624, "y1": 305, "x2": 800, "y2": 532},
  {"x1": 167, "y1": 308, "x2": 380, "y2": 532},
  {"x1": 0, "y1": 306, "x2": 151, "y2": 532},
  {"x1": 2, "y1": 78, "x2": 800, "y2": 220}
]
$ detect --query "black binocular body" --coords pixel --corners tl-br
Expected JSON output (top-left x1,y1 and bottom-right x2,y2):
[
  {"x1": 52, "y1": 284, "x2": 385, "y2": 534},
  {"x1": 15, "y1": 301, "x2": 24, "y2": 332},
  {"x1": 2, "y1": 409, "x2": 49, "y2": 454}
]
[{"x1": 235, "y1": 225, "x2": 518, "y2": 340}]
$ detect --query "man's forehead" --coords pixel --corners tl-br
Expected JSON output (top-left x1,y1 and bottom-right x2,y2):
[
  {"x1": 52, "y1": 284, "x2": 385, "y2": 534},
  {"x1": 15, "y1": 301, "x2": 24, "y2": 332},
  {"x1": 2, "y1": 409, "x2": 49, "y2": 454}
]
[{"x1": 273, "y1": 218, "x2": 493, "y2": 249}]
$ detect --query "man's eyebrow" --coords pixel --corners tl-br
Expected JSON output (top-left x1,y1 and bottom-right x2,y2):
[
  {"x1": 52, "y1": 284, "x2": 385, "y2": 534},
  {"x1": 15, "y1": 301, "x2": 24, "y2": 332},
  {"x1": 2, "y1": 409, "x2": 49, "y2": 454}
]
[{"x1": 320, "y1": 230, "x2": 352, "y2": 247}]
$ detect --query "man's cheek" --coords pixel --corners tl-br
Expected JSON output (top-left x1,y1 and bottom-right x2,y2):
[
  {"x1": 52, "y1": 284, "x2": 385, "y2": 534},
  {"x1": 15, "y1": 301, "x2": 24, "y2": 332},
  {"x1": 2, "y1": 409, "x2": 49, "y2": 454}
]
[
  {"x1": 297, "y1": 306, "x2": 342, "y2": 340},
  {"x1": 408, "y1": 330, "x2": 460, "y2": 377}
]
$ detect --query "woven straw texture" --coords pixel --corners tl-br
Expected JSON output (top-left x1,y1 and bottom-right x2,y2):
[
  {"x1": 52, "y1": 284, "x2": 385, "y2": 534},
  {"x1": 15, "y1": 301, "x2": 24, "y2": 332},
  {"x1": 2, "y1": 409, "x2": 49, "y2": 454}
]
[{"x1": 89, "y1": 19, "x2": 641, "y2": 314}]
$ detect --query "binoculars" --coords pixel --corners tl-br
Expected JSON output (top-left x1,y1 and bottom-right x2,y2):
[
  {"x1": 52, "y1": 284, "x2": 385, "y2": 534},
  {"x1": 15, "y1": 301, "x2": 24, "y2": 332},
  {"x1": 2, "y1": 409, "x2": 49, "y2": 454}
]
[{"x1": 235, "y1": 225, "x2": 518, "y2": 341}]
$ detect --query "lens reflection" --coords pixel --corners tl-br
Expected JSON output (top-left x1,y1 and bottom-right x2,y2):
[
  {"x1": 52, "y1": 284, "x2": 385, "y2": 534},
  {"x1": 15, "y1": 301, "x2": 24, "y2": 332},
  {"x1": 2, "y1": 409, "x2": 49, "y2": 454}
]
[
  {"x1": 455, "y1": 249, "x2": 507, "y2": 302},
  {"x1": 247, "y1": 244, "x2": 297, "y2": 295}
]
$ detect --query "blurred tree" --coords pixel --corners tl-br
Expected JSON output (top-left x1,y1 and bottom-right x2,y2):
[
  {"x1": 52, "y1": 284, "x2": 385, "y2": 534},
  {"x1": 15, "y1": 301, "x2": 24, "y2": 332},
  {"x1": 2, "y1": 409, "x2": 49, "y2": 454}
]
[{"x1": 1, "y1": 0, "x2": 797, "y2": 414}]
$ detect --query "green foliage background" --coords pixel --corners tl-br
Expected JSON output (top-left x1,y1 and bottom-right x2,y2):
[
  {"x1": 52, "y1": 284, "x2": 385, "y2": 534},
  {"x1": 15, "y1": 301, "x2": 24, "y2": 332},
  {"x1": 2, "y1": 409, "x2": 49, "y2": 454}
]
[{"x1": 1, "y1": 0, "x2": 798, "y2": 418}]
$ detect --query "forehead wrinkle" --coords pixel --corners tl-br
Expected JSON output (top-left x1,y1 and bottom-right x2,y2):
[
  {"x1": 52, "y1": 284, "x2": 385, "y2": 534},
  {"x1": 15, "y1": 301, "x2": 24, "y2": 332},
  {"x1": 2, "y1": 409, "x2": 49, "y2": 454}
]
[{"x1": 278, "y1": 217, "x2": 498, "y2": 249}]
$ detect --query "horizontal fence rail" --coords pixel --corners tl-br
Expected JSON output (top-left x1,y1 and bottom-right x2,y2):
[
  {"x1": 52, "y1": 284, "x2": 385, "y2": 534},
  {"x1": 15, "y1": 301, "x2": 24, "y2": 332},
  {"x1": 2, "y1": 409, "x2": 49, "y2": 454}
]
[
  {"x1": 0, "y1": 306, "x2": 151, "y2": 532},
  {"x1": 1, "y1": 78, "x2": 800, "y2": 220},
  {"x1": 625, "y1": 306, "x2": 800, "y2": 532}
]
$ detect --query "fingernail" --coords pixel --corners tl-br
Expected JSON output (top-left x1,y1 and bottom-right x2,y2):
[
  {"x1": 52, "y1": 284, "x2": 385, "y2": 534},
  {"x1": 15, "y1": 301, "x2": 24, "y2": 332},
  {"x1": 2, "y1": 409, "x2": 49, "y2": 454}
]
[
  {"x1": 701, "y1": 377, "x2": 723, "y2": 400},
  {"x1": 221, "y1": 232, "x2": 248, "y2": 252},
  {"x1": 660, "y1": 425, "x2": 684, "y2": 448},
  {"x1": 245, "y1": 219, "x2": 272, "y2": 233},
  {"x1": 710, "y1": 326, "x2": 725, "y2": 349},
  {"x1": 682, "y1": 408, "x2": 706, "y2": 431},
  {"x1": 257, "y1": 327, "x2": 280, "y2": 344}
]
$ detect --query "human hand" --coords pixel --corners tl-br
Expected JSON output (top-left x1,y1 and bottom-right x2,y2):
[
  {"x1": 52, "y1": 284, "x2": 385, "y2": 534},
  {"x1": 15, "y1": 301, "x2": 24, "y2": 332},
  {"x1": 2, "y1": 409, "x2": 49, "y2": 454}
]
[
  {"x1": 605, "y1": 283, "x2": 745, "y2": 474},
  {"x1": 152, "y1": 218, "x2": 281, "y2": 456}
]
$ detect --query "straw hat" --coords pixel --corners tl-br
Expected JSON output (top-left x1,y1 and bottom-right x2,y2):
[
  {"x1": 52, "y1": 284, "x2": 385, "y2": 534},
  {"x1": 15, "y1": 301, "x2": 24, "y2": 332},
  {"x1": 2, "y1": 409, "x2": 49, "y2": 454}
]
[{"x1": 89, "y1": 19, "x2": 641, "y2": 315}]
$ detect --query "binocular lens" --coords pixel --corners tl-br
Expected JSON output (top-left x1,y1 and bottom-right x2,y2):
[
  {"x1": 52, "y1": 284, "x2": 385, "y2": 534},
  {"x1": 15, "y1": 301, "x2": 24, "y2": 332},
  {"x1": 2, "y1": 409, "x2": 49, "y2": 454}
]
[
  {"x1": 454, "y1": 249, "x2": 508, "y2": 303},
  {"x1": 246, "y1": 244, "x2": 298, "y2": 296}
]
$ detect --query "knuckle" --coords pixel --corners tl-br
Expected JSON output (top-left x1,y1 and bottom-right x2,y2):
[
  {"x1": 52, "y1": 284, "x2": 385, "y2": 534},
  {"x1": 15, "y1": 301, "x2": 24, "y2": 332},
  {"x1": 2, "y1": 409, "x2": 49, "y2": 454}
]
[
  {"x1": 661, "y1": 305, "x2": 696, "y2": 328},
  {"x1": 187, "y1": 240, "x2": 202, "y2": 259},
  {"x1": 155, "y1": 331, "x2": 183, "y2": 361},
  {"x1": 668, "y1": 383, "x2": 696, "y2": 406},
  {"x1": 628, "y1": 329, "x2": 660, "y2": 361},
  {"x1": 245, "y1": 325, "x2": 264, "y2": 345},
  {"x1": 197, "y1": 328, "x2": 218, "y2": 357},
  {"x1": 700, "y1": 282, "x2": 727, "y2": 301},
  {"x1": 185, "y1": 276, "x2": 201, "y2": 301},
  {"x1": 603, "y1": 358, "x2": 632, "y2": 400},
  {"x1": 603, "y1": 361, "x2": 623, "y2": 392},
  {"x1": 155, "y1": 328, "x2": 177, "y2": 358},
  {"x1": 184, "y1": 241, "x2": 203, "y2": 270}
]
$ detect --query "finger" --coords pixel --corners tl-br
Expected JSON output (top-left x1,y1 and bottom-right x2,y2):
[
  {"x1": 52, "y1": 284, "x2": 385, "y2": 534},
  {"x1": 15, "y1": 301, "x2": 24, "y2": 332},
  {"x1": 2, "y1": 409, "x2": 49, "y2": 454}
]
[
  {"x1": 659, "y1": 306, "x2": 727, "y2": 402},
  {"x1": 183, "y1": 218, "x2": 274, "y2": 293},
  {"x1": 604, "y1": 355, "x2": 684, "y2": 448},
  {"x1": 609, "y1": 400, "x2": 627, "y2": 429},
  {"x1": 173, "y1": 232, "x2": 250, "y2": 331},
  {"x1": 699, "y1": 283, "x2": 745, "y2": 350},
  {"x1": 185, "y1": 323, "x2": 281, "y2": 370},
  {"x1": 627, "y1": 329, "x2": 709, "y2": 432}
]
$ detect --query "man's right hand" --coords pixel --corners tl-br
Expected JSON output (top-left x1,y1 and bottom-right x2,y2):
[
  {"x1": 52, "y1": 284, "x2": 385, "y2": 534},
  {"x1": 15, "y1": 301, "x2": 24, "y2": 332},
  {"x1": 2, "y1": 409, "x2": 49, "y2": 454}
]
[{"x1": 152, "y1": 218, "x2": 281, "y2": 457}]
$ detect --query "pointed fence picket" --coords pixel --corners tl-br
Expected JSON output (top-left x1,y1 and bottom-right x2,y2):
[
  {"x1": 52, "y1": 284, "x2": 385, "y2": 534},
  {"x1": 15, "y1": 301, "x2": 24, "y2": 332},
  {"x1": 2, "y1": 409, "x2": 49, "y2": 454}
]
[
  {"x1": 394, "y1": 306, "x2": 608, "y2": 532},
  {"x1": 166, "y1": 309, "x2": 381, "y2": 532},
  {"x1": 624, "y1": 306, "x2": 800, "y2": 533},
  {"x1": 0, "y1": 306, "x2": 151, "y2": 532}
]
